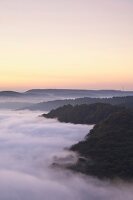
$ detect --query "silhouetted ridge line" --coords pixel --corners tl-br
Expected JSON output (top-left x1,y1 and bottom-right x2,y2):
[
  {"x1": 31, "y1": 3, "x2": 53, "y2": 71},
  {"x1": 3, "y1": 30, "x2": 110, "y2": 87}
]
[{"x1": 22, "y1": 96, "x2": 133, "y2": 111}]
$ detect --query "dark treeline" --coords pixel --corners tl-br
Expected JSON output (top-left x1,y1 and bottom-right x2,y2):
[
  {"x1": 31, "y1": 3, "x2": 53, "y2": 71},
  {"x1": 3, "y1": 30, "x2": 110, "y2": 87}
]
[
  {"x1": 43, "y1": 103, "x2": 128, "y2": 124},
  {"x1": 78, "y1": 96, "x2": 133, "y2": 108}
]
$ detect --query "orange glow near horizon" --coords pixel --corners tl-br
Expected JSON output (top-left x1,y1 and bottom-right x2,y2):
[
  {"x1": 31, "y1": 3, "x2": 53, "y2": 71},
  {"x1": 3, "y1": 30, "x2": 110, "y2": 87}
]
[{"x1": 0, "y1": 0, "x2": 133, "y2": 91}]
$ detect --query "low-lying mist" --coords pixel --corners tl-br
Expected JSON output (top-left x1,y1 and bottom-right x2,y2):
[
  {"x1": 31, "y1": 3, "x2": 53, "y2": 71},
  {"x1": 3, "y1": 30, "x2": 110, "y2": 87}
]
[
  {"x1": 0, "y1": 95, "x2": 68, "y2": 110},
  {"x1": 0, "y1": 110, "x2": 133, "y2": 200}
]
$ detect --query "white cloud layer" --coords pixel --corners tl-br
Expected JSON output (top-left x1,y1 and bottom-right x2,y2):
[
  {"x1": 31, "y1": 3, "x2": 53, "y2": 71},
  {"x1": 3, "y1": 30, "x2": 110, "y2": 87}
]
[{"x1": 0, "y1": 110, "x2": 133, "y2": 200}]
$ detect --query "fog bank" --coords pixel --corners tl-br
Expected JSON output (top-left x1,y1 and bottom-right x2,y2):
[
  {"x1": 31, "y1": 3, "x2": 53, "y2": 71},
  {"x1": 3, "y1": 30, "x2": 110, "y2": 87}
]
[{"x1": 0, "y1": 110, "x2": 133, "y2": 200}]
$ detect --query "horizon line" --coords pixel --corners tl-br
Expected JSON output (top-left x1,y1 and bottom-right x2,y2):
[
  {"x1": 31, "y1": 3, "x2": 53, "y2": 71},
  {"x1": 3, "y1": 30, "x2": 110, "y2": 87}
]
[{"x1": 0, "y1": 88, "x2": 133, "y2": 93}]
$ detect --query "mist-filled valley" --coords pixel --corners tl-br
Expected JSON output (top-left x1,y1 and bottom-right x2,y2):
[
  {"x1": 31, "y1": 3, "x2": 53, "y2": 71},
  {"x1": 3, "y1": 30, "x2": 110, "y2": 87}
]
[
  {"x1": 0, "y1": 110, "x2": 91, "y2": 200},
  {"x1": 0, "y1": 93, "x2": 133, "y2": 200},
  {"x1": 1, "y1": 0, "x2": 133, "y2": 198}
]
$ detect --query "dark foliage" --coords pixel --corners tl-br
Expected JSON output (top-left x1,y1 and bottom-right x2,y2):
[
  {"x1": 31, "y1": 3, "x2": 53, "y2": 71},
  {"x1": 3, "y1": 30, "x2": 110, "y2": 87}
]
[
  {"x1": 44, "y1": 103, "x2": 133, "y2": 180},
  {"x1": 70, "y1": 110, "x2": 133, "y2": 180},
  {"x1": 43, "y1": 103, "x2": 127, "y2": 124}
]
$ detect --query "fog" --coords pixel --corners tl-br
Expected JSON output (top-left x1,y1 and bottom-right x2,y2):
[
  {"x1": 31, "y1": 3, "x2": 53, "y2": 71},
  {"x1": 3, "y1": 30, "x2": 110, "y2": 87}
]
[
  {"x1": 0, "y1": 110, "x2": 133, "y2": 200},
  {"x1": 0, "y1": 89, "x2": 131, "y2": 110},
  {"x1": 0, "y1": 94, "x2": 70, "y2": 110}
]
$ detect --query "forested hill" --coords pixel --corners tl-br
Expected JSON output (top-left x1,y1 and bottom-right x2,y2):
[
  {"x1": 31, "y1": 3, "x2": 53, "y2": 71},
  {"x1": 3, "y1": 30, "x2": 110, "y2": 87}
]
[
  {"x1": 43, "y1": 103, "x2": 127, "y2": 124},
  {"x1": 44, "y1": 103, "x2": 133, "y2": 180},
  {"x1": 70, "y1": 110, "x2": 133, "y2": 180},
  {"x1": 23, "y1": 96, "x2": 133, "y2": 111}
]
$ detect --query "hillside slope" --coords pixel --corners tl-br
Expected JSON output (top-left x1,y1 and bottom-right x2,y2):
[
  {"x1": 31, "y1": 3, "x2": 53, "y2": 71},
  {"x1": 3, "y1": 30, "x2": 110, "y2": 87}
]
[
  {"x1": 43, "y1": 103, "x2": 127, "y2": 124},
  {"x1": 70, "y1": 110, "x2": 133, "y2": 180}
]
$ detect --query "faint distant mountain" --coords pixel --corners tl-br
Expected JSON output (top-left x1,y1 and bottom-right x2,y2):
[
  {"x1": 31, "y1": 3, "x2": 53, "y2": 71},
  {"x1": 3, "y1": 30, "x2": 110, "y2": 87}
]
[
  {"x1": 0, "y1": 91, "x2": 22, "y2": 97},
  {"x1": 22, "y1": 96, "x2": 133, "y2": 111},
  {"x1": 0, "y1": 89, "x2": 133, "y2": 99},
  {"x1": 24, "y1": 89, "x2": 133, "y2": 98}
]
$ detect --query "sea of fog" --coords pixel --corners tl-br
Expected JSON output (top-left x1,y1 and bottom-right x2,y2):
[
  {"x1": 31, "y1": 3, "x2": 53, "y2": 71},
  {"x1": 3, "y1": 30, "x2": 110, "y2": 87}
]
[{"x1": 0, "y1": 110, "x2": 133, "y2": 200}]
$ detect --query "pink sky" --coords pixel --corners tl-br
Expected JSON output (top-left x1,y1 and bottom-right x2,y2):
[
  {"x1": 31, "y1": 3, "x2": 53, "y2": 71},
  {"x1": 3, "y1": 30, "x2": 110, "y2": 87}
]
[{"x1": 0, "y1": 0, "x2": 133, "y2": 90}]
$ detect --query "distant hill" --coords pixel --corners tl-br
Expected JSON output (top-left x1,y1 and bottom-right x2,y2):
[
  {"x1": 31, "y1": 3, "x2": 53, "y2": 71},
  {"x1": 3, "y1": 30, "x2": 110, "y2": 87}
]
[
  {"x1": 25, "y1": 89, "x2": 133, "y2": 97},
  {"x1": 22, "y1": 99, "x2": 74, "y2": 111},
  {"x1": 43, "y1": 103, "x2": 127, "y2": 124},
  {"x1": 70, "y1": 110, "x2": 133, "y2": 180},
  {"x1": 24, "y1": 89, "x2": 133, "y2": 99},
  {"x1": 0, "y1": 89, "x2": 133, "y2": 99},
  {"x1": 24, "y1": 96, "x2": 133, "y2": 111},
  {"x1": 0, "y1": 89, "x2": 133, "y2": 111},
  {"x1": 0, "y1": 91, "x2": 22, "y2": 97}
]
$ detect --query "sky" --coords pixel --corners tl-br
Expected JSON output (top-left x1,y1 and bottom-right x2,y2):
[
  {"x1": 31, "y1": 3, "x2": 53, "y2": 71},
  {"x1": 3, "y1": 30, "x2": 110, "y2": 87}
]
[{"x1": 0, "y1": 0, "x2": 133, "y2": 91}]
